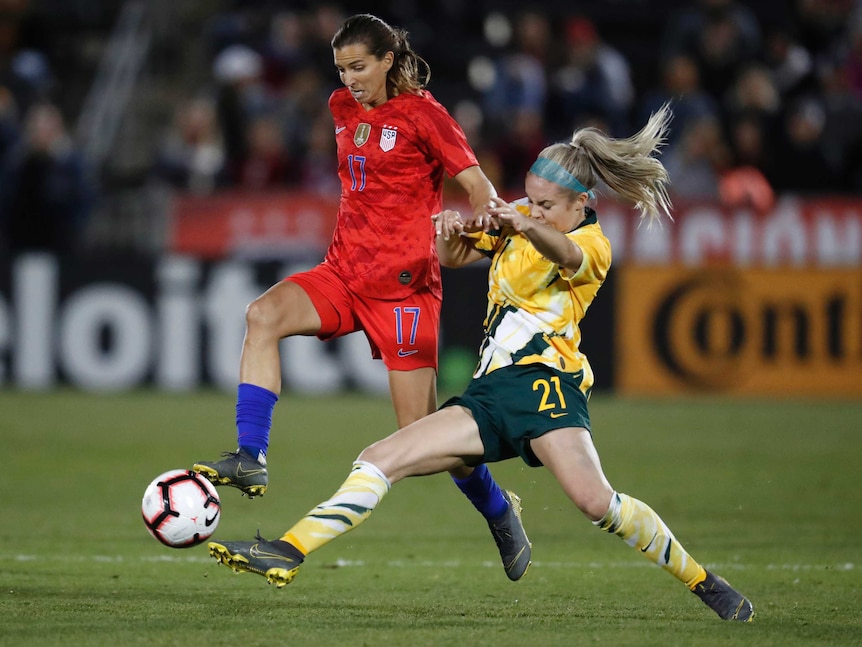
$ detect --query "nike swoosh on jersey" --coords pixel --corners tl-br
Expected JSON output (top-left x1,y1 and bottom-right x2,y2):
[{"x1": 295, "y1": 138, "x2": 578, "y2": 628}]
[
  {"x1": 549, "y1": 412, "x2": 567, "y2": 418},
  {"x1": 397, "y1": 348, "x2": 419, "y2": 357},
  {"x1": 335, "y1": 125, "x2": 346, "y2": 134}
]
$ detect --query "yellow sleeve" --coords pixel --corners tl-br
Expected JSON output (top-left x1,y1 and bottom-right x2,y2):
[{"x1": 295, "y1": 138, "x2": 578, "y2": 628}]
[
  {"x1": 467, "y1": 230, "x2": 496, "y2": 255},
  {"x1": 561, "y1": 226, "x2": 611, "y2": 285},
  {"x1": 472, "y1": 198, "x2": 530, "y2": 255}
]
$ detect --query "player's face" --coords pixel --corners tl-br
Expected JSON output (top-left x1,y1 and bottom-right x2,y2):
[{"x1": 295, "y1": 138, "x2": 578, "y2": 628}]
[
  {"x1": 334, "y1": 44, "x2": 394, "y2": 110},
  {"x1": 524, "y1": 174, "x2": 586, "y2": 233}
]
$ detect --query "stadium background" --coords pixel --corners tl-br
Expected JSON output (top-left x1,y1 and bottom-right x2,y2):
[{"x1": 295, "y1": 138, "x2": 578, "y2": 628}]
[
  {"x1": 2, "y1": 4, "x2": 862, "y2": 644},
  {"x1": 1, "y1": 0, "x2": 860, "y2": 397}
]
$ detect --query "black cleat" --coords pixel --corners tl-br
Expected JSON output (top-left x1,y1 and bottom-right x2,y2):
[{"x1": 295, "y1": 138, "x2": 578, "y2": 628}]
[
  {"x1": 208, "y1": 533, "x2": 303, "y2": 588},
  {"x1": 693, "y1": 570, "x2": 755, "y2": 621},
  {"x1": 193, "y1": 449, "x2": 268, "y2": 498},
  {"x1": 487, "y1": 490, "x2": 532, "y2": 581}
]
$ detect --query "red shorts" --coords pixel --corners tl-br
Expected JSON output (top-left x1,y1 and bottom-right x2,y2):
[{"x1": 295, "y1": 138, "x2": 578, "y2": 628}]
[{"x1": 286, "y1": 263, "x2": 442, "y2": 371}]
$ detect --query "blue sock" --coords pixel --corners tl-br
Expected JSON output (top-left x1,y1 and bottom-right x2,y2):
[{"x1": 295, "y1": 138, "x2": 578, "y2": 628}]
[
  {"x1": 236, "y1": 383, "x2": 278, "y2": 463},
  {"x1": 451, "y1": 464, "x2": 508, "y2": 520}
]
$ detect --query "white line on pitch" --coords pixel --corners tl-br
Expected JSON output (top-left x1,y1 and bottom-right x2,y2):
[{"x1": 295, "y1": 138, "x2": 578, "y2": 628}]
[{"x1": 3, "y1": 554, "x2": 855, "y2": 572}]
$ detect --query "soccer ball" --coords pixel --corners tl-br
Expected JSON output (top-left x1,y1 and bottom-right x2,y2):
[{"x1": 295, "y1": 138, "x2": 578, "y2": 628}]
[{"x1": 141, "y1": 469, "x2": 221, "y2": 548}]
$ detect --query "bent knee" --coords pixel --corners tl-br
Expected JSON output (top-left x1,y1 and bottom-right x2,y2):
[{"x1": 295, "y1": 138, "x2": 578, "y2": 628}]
[
  {"x1": 245, "y1": 283, "x2": 319, "y2": 337},
  {"x1": 245, "y1": 295, "x2": 282, "y2": 332},
  {"x1": 573, "y1": 489, "x2": 615, "y2": 522}
]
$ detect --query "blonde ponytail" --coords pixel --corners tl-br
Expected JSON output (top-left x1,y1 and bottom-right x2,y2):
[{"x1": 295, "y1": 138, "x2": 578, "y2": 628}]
[{"x1": 534, "y1": 104, "x2": 674, "y2": 225}]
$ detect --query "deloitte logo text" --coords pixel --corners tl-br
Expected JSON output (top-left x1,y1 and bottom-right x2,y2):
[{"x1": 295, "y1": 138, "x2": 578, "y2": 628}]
[{"x1": 0, "y1": 254, "x2": 388, "y2": 393}]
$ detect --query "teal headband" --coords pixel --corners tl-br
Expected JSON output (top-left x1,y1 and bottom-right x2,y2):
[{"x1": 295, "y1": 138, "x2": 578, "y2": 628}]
[{"x1": 529, "y1": 157, "x2": 595, "y2": 199}]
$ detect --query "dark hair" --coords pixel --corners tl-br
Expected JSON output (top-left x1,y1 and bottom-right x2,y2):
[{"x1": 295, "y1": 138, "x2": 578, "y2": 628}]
[{"x1": 331, "y1": 13, "x2": 430, "y2": 95}]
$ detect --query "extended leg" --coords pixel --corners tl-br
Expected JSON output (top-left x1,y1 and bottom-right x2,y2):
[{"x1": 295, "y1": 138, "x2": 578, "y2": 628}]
[{"x1": 532, "y1": 427, "x2": 753, "y2": 621}]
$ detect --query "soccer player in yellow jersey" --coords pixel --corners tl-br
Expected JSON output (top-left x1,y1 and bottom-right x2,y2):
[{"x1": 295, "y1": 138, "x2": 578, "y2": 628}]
[{"x1": 209, "y1": 104, "x2": 754, "y2": 622}]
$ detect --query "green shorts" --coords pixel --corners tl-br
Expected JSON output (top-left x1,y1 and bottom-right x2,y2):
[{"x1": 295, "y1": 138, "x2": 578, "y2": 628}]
[{"x1": 441, "y1": 364, "x2": 591, "y2": 467}]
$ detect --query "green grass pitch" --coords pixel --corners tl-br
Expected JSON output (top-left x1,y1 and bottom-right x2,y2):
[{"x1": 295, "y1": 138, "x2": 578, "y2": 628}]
[{"x1": 1, "y1": 389, "x2": 860, "y2": 646}]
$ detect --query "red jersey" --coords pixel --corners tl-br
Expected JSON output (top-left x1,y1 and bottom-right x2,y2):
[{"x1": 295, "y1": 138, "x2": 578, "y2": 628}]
[{"x1": 324, "y1": 87, "x2": 479, "y2": 299}]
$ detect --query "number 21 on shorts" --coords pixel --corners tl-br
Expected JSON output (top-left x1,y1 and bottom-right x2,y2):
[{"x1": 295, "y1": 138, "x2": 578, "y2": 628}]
[{"x1": 533, "y1": 375, "x2": 568, "y2": 415}]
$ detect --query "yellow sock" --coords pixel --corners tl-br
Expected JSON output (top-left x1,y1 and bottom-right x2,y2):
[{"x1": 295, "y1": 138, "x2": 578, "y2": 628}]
[
  {"x1": 595, "y1": 492, "x2": 706, "y2": 589},
  {"x1": 281, "y1": 461, "x2": 390, "y2": 556}
]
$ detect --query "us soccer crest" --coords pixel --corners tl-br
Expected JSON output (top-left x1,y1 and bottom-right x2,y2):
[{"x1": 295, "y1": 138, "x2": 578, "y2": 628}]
[
  {"x1": 354, "y1": 123, "x2": 371, "y2": 147},
  {"x1": 380, "y1": 126, "x2": 397, "y2": 152}
]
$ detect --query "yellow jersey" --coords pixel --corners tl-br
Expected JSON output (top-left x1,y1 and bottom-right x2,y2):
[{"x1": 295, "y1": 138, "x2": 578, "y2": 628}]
[{"x1": 469, "y1": 204, "x2": 611, "y2": 391}]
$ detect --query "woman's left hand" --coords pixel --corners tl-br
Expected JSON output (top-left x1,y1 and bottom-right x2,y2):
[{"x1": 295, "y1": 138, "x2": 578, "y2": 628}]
[
  {"x1": 432, "y1": 209, "x2": 466, "y2": 241},
  {"x1": 487, "y1": 196, "x2": 531, "y2": 232}
]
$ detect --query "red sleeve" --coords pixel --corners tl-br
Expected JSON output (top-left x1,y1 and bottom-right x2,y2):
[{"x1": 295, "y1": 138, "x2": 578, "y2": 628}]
[{"x1": 410, "y1": 92, "x2": 478, "y2": 178}]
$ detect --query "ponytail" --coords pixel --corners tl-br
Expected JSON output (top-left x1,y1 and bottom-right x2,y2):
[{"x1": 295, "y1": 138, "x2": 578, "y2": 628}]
[{"x1": 534, "y1": 104, "x2": 674, "y2": 225}]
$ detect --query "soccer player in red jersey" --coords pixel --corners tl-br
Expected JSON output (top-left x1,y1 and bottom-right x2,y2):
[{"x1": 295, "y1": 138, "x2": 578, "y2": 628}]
[{"x1": 194, "y1": 14, "x2": 530, "y2": 580}]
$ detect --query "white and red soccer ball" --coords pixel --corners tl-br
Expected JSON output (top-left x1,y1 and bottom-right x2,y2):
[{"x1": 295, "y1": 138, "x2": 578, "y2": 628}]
[{"x1": 141, "y1": 469, "x2": 221, "y2": 548}]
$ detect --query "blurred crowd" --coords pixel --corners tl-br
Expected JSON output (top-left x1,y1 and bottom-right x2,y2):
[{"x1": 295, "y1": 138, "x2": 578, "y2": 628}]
[
  {"x1": 0, "y1": 0, "x2": 94, "y2": 256},
  {"x1": 3, "y1": 0, "x2": 862, "y2": 254}
]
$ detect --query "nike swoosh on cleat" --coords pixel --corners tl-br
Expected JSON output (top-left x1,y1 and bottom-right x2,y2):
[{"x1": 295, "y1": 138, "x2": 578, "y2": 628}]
[
  {"x1": 504, "y1": 546, "x2": 528, "y2": 570},
  {"x1": 236, "y1": 464, "x2": 266, "y2": 477},
  {"x1": 249, "y1": 545, "x2": 296, "y2": 564}
]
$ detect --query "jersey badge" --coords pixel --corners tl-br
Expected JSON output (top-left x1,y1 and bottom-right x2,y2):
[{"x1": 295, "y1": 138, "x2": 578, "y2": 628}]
[
  {"x1": 380, "y1": 126, "x2": 398, "y2": 152},
  {"x1": 354, "y1": 123, "x2": 371, "y2": 147}
]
